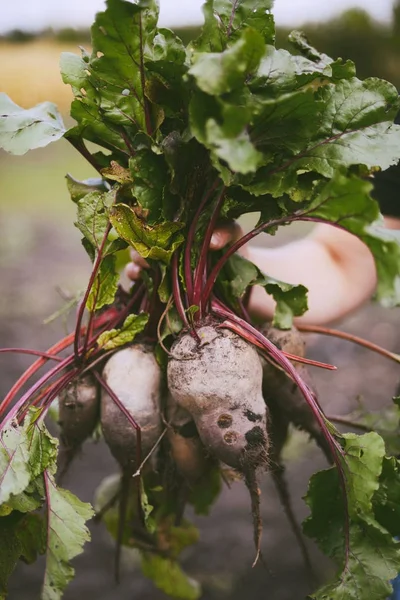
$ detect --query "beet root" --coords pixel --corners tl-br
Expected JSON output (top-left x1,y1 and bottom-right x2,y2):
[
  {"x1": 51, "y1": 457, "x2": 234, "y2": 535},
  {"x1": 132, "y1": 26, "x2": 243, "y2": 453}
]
[
  {"x1": 167, "y1": 398, "x2": 210, "y2": 483},
  {"x1": 167, "y1": 325, "x2": 269, "y2": 472},
  {"x1": 57, "y1": 372, "x2": 100, "y2": 478},
  {"x1": 100, "y1": 344, "x2": 163, "y2": 473},
  {"x1": 260, "y1": 323, "x2": 331, "y2": 462}
]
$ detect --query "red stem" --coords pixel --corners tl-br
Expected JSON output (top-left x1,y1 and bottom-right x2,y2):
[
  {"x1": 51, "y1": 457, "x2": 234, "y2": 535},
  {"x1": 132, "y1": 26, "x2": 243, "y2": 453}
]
[
  {"x1": 171, "y1": 252, "x2": 189, "y2": 328},
  {"x1": 184, "y1": 180, "x2": 220, "y2": 303},
  {"x1": 201, "y1": 208, "x2": 355, "y2": 309},
  {"x1": 75, "y1": 222, "x2": 112, "y2": 361},
  {"x1": 202, "y1": 212, "x2": 298, "y2": 307},
  {"x1": 2, "y1": 355, "x2": 76, "y2": 426},
  {"x1": 0, "y1": 349, "x2": 63, "y2": 362},
  {"x1": 281, "y1": 351, "x2": 337, "y2": 371},
  {"x1": 0, "y1": 332, "x2": 76, "y2": 417},
  {"x1": 297, "y1": 324, "x2": 400, "y2": 364},
  {"x1": 94, "y1": 372, "x2": 142, "y2": 469},
  {"x1": 193, "y1": 187, "x2": 225, "y2": 311},
  {"x1": 21, "y1": 370, "x2": 78, "y2": 422}
]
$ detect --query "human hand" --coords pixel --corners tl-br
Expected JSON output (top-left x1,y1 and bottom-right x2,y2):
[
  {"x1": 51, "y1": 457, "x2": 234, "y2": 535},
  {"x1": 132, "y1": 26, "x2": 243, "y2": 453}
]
[{"x1": 124, "y1": 220, "x2": 244, "y2": 282}]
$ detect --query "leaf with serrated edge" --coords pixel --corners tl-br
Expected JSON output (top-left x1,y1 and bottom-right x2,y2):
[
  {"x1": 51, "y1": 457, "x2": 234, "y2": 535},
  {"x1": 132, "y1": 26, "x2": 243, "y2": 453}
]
[
  {"x1": 96, "y1": 313, "x2": 149, "y2": 351},
  {"x1": 304, "y1": 433, "x2": 400, "y2": 600},
  {"x1": 0, "y1": 412, "x2": 57, "y2": 506},
  {"x1": 308, "y1": 175, "x2": 400, "y2": 307},
  {"x1": 222, "y1": 253, "x2": 308, "y2": 329},
  {"x1": 110, "y1": 203, "x2": 184, "y2": 263},
  {"x1": 86, "y1": 254, "x2": 119, "y2": 312},
  {"x1": 42, "y1": 470, "x2": 94, "y2": 600}
]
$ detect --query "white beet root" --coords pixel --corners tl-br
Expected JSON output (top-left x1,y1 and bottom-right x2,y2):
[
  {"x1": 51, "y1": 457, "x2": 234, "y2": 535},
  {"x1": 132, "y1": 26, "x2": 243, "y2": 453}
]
[
  {"x1": 59, "y1": 373, "x2": 99, "y2": 451},
  {"x1": 57, "y1": 373, "x2": 100, "y2": 480},
  {"x1": 101, "y1": 345, "x2": 163, "y2": 473},
  {"x1": 260, "y1": 323, "x2": 331, "y2": 460},
  {"x1": 167, "y1": 325, "x2": 269, "y2": 471},
  {"x1": 167, "y1": 398, "x2": 209, "y2": 482}
]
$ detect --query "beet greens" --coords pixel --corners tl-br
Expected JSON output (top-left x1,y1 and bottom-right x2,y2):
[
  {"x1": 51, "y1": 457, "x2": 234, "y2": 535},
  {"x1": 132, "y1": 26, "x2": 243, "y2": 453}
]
[{"x1": 1, "y1": 0, "x2": 400, "y2": 598}]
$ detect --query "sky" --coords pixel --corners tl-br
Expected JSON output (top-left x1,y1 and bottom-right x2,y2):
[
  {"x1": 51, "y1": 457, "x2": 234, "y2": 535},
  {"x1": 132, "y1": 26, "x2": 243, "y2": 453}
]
[{"x1": 0, "y1": 0, "x2": 395, "y2": 33}]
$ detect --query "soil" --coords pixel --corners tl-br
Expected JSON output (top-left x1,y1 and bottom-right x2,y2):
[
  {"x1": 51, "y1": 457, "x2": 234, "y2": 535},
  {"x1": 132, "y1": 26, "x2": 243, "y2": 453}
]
[{"x1": 1, "y1": 214, "x2": 399, "y2": 600}]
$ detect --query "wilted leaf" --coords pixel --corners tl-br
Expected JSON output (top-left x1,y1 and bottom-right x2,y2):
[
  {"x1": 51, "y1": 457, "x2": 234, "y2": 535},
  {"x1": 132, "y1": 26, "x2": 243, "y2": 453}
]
[{"x1": 110, "y1": 203, "x2": 184, "y2": 263}]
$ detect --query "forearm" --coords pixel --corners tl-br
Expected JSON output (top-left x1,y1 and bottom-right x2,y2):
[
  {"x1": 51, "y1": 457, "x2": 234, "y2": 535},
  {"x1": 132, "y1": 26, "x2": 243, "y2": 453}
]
[{"x1": 246, "y1": 219, "x2": 400, "y2": 325}]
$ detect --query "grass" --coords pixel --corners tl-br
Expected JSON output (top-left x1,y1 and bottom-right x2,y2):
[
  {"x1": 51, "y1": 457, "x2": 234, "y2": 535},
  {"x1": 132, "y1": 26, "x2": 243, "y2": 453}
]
[{"x1": 0, "y1": 143, "x2": 98, "y2": 217}]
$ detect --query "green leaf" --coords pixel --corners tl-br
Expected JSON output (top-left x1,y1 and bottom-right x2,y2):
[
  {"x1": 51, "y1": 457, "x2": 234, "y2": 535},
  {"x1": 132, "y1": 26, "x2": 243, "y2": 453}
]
[
  {"x1": 342, "y1": 433, "x2": 386, "y2": 516},
  {"x1": 61, "y1": 0, "x2": 158, "y2": 150},
  {"x1": 0, "y1": 93, "x2": 65, "y2": 155},
  {"x1": 96, "y1": 313, "x2": 149, "y2": 351},
  {"x1": 66, "y1": 175, "x2": 109, "y2": 203},
  {"x1": 129, "y1": 150, "x2": 170, "y2": 223},
  {"x1": 0, "y1": 512, "x2": 46, "y2": 598},
  {"x1": 306, "y1": 78, "x2": 400, "y2": 176},
  {"x1": 110, "y1": 203, "x2": 184, "y2": 263},
  {"x1": 221, "y1": 253, "x2": 308, "y2": 328},
  {"x1": 140, "y1": 480, "x2": 156, "y2": 534},
  {"x1": 0, "y1": 427, "x2": 32, "y2": 506},
  {"x1": 141, "y1": 554, "x2": 201, "y2": 600},
  {"x1": 42, "y1": 470, "x2": 94, "y2": 600},
  {"x1": 194, "y1": 0, "x2": 274, "y2": 52},
  {"x1": 86, "y1": 254, "x2": 119, "y2": 312},
  {"x1": 167, "y1": 522, "x2": 200, "y2": 558},
  {"x1": 304, "y1": 432, "x2": 400, "y2": 600},
  {"x1": 251, "y1": 45, "x2": 332, "y2": 95},
  {"x1": 263, "y1": 277, "x2": 309, "y2": 330},
  {"x1": 190, "y1": 28, "x2": 265, "y2": 96},
  {"x1": 75, "y1": 190, "x2": 114, "y2": 253},
  {"x1": 308, "y1": 175, "x2": 400, "y2": 307},
  {"x1": 310, "y1": 520, "x2": 400, "y2": 600},
  {"x1": 0, "y1": 412, "x2": 58, "y2": 506},
  {"x1": 373, "y1": 456, "x2": 400, "y2": 538}
]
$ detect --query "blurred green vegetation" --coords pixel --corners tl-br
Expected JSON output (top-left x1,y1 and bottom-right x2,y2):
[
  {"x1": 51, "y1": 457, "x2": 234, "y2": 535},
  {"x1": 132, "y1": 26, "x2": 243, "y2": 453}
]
[
  {"x1": 277, "y1": 5, "x2": 400, "y2": 89},
  {"x1": 2, "y1": 2, "x2": 400, "y2": 84}
]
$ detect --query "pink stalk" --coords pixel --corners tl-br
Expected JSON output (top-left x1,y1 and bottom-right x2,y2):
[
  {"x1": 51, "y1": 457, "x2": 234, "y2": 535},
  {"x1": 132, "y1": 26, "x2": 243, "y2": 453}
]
[
  {"x1": 1, "y1": 355, "x2": 75, "y2": 426},
  {"x1": 171, "y1": 252, "x2": 189, "y2": 328},
  {"x1": 192, "y1": 187, "x2": 225, "y2": 311},
  {"x1": 184, "y1": 180, "x2": 220, "y2": 303},
  {"x1": 74, "y1": 222, "x2": 112, "y2": 361},
  {"x1": 297, "y1": 324, "x2": 400, "y2": 364},
  {"x1": 0, "y1": 333, "x2": 76, "y2": 417},
  {"x1": 202, "y1": 213, "x2": 299, "y2": 307},
  {"x1": 21, "y1": 369, "x2": 78, "y2": 422},
  {"x1": 0, "y1": 349, "x2": 63, "y2": 362},
  {"x1": 280, "y1": 351, "x2": 337, "y2": 371}
]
